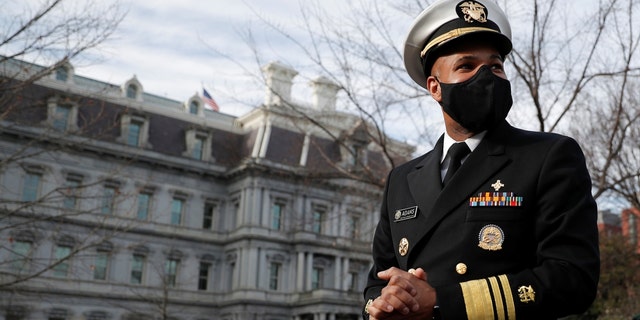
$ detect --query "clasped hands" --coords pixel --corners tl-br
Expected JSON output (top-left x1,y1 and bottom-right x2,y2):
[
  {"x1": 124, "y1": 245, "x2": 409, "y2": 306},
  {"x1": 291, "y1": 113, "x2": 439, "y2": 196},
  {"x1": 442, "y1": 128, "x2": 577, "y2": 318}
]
[{"x1": 368, "y1": 267, "x2": 437, "y2": 320}]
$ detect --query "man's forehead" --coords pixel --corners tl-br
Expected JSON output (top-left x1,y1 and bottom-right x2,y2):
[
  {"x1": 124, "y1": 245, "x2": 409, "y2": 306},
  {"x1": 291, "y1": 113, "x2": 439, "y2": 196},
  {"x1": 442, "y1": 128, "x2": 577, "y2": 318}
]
[
  {"x1": 438, "y1": 43, "x2": 503, "y2": 61},
  {"x1": 455, "y1": 52, "x2": 504, "y2": 61}
]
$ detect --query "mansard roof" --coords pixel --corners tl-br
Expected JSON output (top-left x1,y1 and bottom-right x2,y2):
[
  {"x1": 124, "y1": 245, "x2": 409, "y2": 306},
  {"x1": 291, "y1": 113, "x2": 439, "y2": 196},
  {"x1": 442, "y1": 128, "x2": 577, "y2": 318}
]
[{"x1": 0, "y1": 58, "x2": 414, "y2": 184}]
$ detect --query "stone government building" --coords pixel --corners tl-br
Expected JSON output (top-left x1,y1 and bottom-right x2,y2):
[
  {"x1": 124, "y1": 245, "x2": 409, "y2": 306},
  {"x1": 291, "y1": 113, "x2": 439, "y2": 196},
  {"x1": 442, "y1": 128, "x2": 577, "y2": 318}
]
[{"x1": 0, "y1": 58, "x2": 414, "y2": 320}]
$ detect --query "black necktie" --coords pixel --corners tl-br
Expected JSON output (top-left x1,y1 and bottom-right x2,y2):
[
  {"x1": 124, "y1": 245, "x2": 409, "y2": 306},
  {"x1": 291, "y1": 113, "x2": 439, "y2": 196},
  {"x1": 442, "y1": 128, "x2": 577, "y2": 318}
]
[{"x1": 443, "y1": 142, "x2": 471, "y2": 185}]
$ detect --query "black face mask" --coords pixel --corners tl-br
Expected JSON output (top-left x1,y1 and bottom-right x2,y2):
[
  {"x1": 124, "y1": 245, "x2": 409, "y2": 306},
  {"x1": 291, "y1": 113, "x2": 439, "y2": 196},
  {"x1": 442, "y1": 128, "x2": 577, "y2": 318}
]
[{"x1": 438, "y1": 65, "x2": 513, "y2": 132}]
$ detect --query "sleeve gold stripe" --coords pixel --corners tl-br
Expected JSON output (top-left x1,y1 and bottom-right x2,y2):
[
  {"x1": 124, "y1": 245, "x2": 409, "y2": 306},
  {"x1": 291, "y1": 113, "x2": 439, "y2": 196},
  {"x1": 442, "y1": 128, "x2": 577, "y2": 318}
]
[
  {"x1": 488, "y1": 276, "x2": 506, "y2": 320},
  {"x1": 460, "y1": 279, "x2": 495, "y2": 320},
  {"x1": 498, "y1": 275, "x2": 516, "y2": 319}
]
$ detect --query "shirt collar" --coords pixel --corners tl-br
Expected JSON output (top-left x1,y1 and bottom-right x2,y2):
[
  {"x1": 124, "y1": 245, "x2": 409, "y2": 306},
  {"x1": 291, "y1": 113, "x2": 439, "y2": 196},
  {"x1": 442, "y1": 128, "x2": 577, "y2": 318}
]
[{"x1": 441, "y1": 131, "x2": 487, "y2": 163}]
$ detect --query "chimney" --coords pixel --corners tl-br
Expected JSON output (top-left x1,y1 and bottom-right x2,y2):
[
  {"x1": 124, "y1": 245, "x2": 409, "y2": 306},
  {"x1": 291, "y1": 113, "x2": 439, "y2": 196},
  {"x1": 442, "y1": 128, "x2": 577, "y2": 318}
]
[
  {"x1": 262, "y1": 61, "x2": 298, "y2": 105},
  {"x1": 310, "y1": 76, "x2": 340, "y2": 111}
]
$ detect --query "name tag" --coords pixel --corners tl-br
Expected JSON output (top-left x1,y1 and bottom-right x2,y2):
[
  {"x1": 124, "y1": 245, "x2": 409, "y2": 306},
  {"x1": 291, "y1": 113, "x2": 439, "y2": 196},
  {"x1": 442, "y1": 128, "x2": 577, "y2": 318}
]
[{"x1": 393, "y1": 206, "x2": 418, "y2": 222}]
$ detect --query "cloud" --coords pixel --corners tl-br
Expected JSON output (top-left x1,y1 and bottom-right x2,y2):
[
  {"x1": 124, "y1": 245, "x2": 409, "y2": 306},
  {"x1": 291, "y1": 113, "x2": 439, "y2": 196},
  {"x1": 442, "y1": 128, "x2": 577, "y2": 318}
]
[{"x1": 74, "y1": 0, "x2": 325, "y2": 115}]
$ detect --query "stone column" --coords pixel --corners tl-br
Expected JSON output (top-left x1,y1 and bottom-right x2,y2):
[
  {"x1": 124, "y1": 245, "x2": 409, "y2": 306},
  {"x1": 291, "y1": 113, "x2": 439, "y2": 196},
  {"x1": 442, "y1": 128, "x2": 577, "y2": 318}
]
[
  {"x1": 335, "y1": 256, "x2": 342, "y2": 290},
  {"x1": 297, "y1": 251, "x2": 305, "y2": 291},
  {"x1": 306, "y1": 252, "x2": 314, "y2": 290}
]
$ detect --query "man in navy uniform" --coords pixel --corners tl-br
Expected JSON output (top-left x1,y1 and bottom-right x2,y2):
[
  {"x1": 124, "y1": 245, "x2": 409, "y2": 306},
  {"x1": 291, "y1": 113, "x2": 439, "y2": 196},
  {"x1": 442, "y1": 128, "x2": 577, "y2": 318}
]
[{"x1": 363, "y1": 0, "x2": 599, "y2": 319}]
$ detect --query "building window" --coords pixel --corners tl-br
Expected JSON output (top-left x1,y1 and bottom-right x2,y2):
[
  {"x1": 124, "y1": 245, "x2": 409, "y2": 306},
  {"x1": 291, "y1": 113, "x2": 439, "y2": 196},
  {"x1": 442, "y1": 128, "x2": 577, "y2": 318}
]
[
  {"x1": 48, "y1": 308, "x2": 68, "y2": 320},
  {"x1": 165, "y1": 258, "x2": 179, "y2": 287},
  {"x1": 86, "y1": 311, "x2": 108, "y2": 320},
  {"x1": 55, "y1": 66, "x2": 69, "y2": 82},
  {"x1": 62, "y1": 174, "x2": 82, "y2": 210},
  {"x1": 118, "y1": 114, "x2": 151, "y2": 148},
  {"x1": 136, "y1": 192, "x2": 152, "y2": 220},
  {"x1": 227, "y1": 261, "x2": 236, "y2": 291},
  {"x1": 269, "y1": 262, "x2": 281, "y2": 290},
  {"x1": 183, "y1": 129, "x2": 212, "y2": 161},
  {"x1": 311, "y1": 267, "x2": 324, "y2": 290},
  {"x1": 127, "y1": 119, "x2": 143, "y2": 146},
  {"x1": 101, "y1": 184, "x2": 118, "y2": 214},
  {"x1": 22, "y1": 171, "x2": 41, "y2": 202},
  {"x1": 52, "y1": 104, "x2": 72, "y2": 131},
  {"x1": 5, "y1": 306, "x2": 26, "y2": 320},
  {"x1": 170, "y1": 197, "x2": 185, "y2": 225},
  {"x1": 349, "y1": 271, "x2": 359, "y2": 292},
  {"x1": 11, "y1": 240, "x2": 33, "y2": 271},
  {"x1": 130, "y1": 254, "x2": 145, "y2": 284},
  {"x1": 202, "y1": 202, "x2": 216, "y2": 229},
  {"x1": 271, "y1": 202, "x2": 284, "y2": 231},
  {"x1": 193, "y1": 135, "x2": 206, "y2": 160},
  {"x1": 45, "y1": 97, "x2": 78, "y2": 132},
  {"x1": 630, "y1": 214, "x2": 638, "y2": 247},
  {"x1": 349, "y1": 145, "x2": 361, "y2": 166},
  {"x1": 53, "y1": 244, "x2": 72, "y2": 277},
  {"x1": 93, "y1": 251, "x2": 109, "y2": 280},
  {"x1": 349, "y1": 216, "x2": 359, "y2": 239},
  {"x1": 126, "y1": 84, "x2": 138, "y2": 99},
  {"x1": 198, "y1": 261, "x2": 211, "y2": 291},
  {"x1": 189, "y1": 101, "x2": 199, "y2": 114},
  {"x1": 312, "y1": 207, "x2": 326, "y2": 234}
]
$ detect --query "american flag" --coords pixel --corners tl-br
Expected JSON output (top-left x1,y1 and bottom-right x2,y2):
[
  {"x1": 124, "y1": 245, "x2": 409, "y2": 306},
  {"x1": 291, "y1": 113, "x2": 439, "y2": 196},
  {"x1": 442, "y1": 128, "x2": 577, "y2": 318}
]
[{"x1": 201, "y1": 88, "x2": 220, "y2": 112}]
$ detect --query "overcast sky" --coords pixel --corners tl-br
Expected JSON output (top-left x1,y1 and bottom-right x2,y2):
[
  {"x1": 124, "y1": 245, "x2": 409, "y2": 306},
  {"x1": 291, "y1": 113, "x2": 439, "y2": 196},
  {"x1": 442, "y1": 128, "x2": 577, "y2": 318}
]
[{"x1": 75, "y1": 0, "x2": 360, "y2": 117}]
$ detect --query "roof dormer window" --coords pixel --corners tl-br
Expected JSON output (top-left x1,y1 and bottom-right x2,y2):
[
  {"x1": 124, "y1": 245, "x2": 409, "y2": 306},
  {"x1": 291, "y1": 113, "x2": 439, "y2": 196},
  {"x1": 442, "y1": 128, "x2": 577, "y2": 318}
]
[
  {"x1": 122, "y1": 76, "x2": 143, "y2": 101},
  {"x1": 55, "y1": 67, "x2": 69, "y2": 82},
  {"x1": 189, "y1": 101, "x2": 199, "y2": 115},
  {"x1": 52, "y1": 62, "x2": 74, "y2": 84},
  {"x1": 126, "y1": 84, "x2": 138, "y2": 99},
  {"x1": 184, "y1": 94, "x2": 205, "y2": 116}
]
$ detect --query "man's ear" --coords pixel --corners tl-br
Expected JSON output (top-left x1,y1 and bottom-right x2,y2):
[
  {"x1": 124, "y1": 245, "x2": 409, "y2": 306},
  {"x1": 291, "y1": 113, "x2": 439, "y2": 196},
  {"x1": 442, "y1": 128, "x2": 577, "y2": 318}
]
[{"x1": 427, "y1": 76, "x2": 442, "y2": 102}]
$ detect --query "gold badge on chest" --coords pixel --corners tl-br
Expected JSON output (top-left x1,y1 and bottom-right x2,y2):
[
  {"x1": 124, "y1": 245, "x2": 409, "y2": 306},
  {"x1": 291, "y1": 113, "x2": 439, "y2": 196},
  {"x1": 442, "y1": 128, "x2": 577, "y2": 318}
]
[
  {"x1": 398, "y1": 237, "x2": 409, "y2": 256},
  {"x1": 478, "y1": 224, "x2": 504, "y2": 251}
]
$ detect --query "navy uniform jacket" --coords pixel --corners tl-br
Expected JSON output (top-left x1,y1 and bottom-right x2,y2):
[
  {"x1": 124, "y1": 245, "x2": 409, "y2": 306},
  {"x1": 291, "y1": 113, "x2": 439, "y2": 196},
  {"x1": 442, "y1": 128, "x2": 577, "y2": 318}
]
[{"x1": 364, "y1": 121, "x2": 599, "y2": 319}]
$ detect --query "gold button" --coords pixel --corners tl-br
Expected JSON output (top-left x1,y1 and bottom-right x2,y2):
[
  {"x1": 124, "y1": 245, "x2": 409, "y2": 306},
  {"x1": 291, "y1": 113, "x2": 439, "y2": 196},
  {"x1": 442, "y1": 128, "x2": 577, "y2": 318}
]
[
  {"x1": 456, "y1": 262, "x2": 467, "y2": 275},
  {"x1": 398, "y1": 238, "x2": 409, "y2": 256}
]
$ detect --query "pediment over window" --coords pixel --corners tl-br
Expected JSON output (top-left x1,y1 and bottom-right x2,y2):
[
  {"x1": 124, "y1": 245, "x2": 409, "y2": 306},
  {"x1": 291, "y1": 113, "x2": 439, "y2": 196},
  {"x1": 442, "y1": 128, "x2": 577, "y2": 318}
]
[
  {"x1": 10, "y1": 229, "x2": 38, "y2": 242},
  {"x1": 165, "y1": 249, "x2": 184, "y2": 260},
  {"x1": 131, "y1": 245, "x2": 150, "y2": 256},
  {"x1": 56, "y1": 235, "x2": 76, "y2": 247},
  {"x1": 96, "y1": 241, "x2": 114, "y2": 252},
  {"x1": 199, "y1": 253, "x2": 218, "y2": 262}
]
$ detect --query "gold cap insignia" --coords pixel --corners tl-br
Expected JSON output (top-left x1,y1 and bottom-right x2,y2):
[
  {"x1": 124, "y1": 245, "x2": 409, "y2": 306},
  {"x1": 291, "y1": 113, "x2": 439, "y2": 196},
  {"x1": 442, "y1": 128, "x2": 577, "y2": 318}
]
[
  {"x1": 457, "y1": 1, "x2": 488, "y2": 23},
  {"x1": 398, "y1": 238, "x2": 409, "y2": 256},
  {"x1": 518, "y1": 285, "x2": 536, "y2": 303},
  {"x1": 478, "y1": 224, "x2": 504, "y2": 251}
]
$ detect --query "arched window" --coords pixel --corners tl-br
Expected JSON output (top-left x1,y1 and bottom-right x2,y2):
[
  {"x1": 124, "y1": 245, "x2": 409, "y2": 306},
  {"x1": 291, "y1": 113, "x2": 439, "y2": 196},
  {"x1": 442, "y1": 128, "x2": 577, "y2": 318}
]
[
  {"x1": 55, "y1": 67, "x2": 69, "y2": 82},
  {"x1": 52, "y1": 62, "x2": 74, "y2": 84},
  {"x1": 126, "y1": 84, "x2": 138, "y2": 99},
  {"x1": 189, "y1": 101, "x2": 200, "y2": 114},
  {"x1": 122, "y1": 76, "x2": 143, "y2": 101}
]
